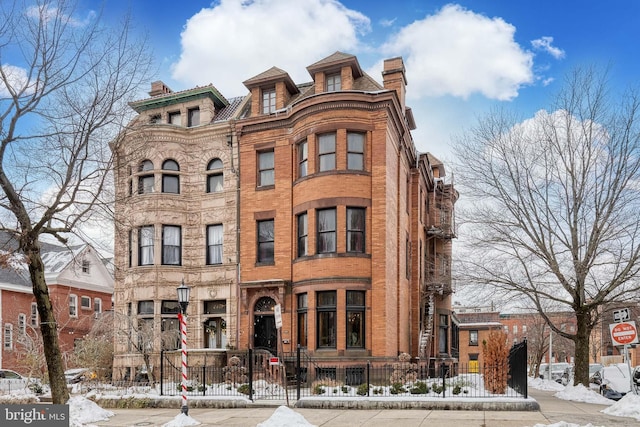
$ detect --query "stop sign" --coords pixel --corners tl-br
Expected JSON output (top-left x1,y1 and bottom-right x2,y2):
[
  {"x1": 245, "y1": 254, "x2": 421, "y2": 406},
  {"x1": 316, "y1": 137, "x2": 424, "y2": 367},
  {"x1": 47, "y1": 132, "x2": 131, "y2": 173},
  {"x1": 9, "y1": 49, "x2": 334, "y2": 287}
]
[{"x1": 609, "y1": 321, "x2": 639, "y2": 345}]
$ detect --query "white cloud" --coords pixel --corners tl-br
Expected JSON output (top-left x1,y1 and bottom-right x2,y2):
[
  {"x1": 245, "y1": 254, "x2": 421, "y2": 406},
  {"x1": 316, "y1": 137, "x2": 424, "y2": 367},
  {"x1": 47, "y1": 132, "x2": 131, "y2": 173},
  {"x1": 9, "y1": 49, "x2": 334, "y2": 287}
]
[
  {"x1": 379, "y1": 4, "x2": 534, "y2": 101},
  {"x1": 171, "y1": 0, "x2": 370, "y2": 96},
  {"x1": 26, "y1": 5, "x2": 95, "y2": 27},
  {"x1": 0, "y1": 64, "x2": 31, "y2": 97},
  {"x1": 380, "y1": 18, "x2": 396, "y2": 28},
  {"x1": 531, "y1": 36, "x2": 565, "y2": 59}
]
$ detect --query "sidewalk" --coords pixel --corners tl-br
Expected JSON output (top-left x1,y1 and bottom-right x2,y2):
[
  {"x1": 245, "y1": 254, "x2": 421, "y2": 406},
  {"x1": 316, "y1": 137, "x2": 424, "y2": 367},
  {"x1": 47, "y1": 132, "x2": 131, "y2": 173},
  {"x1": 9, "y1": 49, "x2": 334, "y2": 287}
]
[{"x1": 91, "y1": 389, "x2": 636, "y2": 427}]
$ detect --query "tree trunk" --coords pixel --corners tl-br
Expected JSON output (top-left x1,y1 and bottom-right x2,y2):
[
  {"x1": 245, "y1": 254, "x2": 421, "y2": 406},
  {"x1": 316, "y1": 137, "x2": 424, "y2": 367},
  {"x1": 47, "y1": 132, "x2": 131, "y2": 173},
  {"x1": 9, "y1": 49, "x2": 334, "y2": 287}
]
[
  {"x1": 573, "y1": 309, "x2": 592, "y2": 386},
  {"x1": 27, "y1": 245, "x2": 69, "y2": 404}
]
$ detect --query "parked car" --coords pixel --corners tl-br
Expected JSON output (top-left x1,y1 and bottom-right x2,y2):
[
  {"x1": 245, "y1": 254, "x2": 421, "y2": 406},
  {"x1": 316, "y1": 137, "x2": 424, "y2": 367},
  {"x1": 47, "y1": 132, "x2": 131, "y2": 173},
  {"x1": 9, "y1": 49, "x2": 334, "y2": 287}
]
[
  {"x1": 591, "y1": 363, "x2": 633, "y2": 400},
  {"x1": 0, "y1": 369, "x2": 41, "y2": 393},
  {"x1": 540, "y1": 362, "x2": 570, "y2": 382},
  {"x1": 561, "y1": 363, "x2": 603, "y2": 386},
  {"x1": 64, "y1": 368, "x2": 95, "y2": 384}
]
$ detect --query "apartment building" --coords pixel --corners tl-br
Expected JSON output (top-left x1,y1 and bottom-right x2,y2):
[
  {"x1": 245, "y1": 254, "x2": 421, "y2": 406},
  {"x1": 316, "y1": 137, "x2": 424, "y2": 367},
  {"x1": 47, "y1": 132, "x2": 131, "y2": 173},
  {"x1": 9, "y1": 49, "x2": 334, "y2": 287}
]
[
  {"x1": 112, "y1": 52, "x2": 457, "y2": 379},
  {"x1": 0, "y1": 232, "x2": 113, "y2": 374}
]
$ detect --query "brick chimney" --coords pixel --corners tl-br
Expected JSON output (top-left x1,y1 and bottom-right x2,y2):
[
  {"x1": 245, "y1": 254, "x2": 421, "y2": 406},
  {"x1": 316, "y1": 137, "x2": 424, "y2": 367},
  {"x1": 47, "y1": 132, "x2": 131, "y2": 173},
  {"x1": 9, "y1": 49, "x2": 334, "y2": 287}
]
[
  {"x1": 382, "y1": 57, "x2": 407, "y2": 112},
  {"x1": 149, "y1": 81, "x2": 173, "y2": 97}
]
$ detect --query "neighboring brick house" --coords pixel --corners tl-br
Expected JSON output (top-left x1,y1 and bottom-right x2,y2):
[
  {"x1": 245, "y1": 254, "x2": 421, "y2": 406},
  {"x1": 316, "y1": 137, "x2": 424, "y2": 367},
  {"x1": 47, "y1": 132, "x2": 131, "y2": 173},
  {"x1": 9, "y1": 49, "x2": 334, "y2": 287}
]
[
  {"x1": 456, "y1": 310, "x2": 503, "y2": 371},
  {"x1": 0, "y1": 232, "x2": 113, "y2": 375},
  {"x1": 112, "y1": 52, "x2": 457, "y2": 379}
]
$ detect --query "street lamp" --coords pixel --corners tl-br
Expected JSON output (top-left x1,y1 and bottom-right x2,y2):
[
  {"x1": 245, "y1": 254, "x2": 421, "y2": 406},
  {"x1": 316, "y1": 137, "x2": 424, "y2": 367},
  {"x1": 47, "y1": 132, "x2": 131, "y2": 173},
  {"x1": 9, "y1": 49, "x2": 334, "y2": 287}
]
[{"x1": 177, "y1": 280, "x2": 191, "y2": 415}]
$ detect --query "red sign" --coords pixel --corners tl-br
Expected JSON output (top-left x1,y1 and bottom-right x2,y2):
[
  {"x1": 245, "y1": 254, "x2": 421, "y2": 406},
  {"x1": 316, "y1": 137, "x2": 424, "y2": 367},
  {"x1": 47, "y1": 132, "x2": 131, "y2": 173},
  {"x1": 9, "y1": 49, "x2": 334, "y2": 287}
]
[
  {"x1": 269, "y1": 357, "x2": 279, "y2": 366},
  {"x1": 609, "y1": 321, "x2": 638, "y2": 345}
]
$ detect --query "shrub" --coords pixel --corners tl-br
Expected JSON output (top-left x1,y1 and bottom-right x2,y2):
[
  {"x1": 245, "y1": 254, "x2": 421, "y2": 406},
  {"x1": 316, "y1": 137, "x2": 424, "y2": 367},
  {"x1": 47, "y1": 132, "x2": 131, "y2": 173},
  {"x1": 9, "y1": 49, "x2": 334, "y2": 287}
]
[
  {"x1": 482, "y1": 330, "x2": 510, "y2": 394},
  {"x1": 431, "y1": 384, "x2": 444, "y2": 394},
  {"x1": 452, "y1": 384, "x2": 462, "y2": 395},
  {"x1": 313, "y1": 384, "x2": 326, "y2": 395},
  {"x1": 341, "y1": 386, "x2": 349, "y2": 393},
  {"x1": 390, "y1": 382, "x2": 406, "y2": 395},
  {"x1": 356, "y1": 383, "x2": 369, "y2": 396},
  {"x1": 237, "y1": 384, "x2": 250, "y2": 395},
  {"x1": 409, "y1": 381, "x2": 429, "y2": 394}
]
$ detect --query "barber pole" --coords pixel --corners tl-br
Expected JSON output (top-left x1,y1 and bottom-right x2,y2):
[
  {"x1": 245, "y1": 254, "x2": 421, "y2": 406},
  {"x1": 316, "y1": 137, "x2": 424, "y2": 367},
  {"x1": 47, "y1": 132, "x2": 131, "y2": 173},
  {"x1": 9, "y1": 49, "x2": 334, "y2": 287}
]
[{"x1": 179, "y1": 312, "x2": 188, "y2": 414}]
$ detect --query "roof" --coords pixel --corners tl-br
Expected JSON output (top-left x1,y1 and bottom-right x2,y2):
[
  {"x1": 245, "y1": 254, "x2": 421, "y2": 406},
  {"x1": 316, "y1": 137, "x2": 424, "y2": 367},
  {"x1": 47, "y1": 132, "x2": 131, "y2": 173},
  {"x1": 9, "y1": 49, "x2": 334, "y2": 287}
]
[
  {"x1": 129, "y1": 84, "x2": 229, "y2": 113},
  {"x1": 307, "y1": 51, "x2": 363, "y2": 79},
  {"x1": 243, "y1": 66, "x2": 299, "y2": 94}
]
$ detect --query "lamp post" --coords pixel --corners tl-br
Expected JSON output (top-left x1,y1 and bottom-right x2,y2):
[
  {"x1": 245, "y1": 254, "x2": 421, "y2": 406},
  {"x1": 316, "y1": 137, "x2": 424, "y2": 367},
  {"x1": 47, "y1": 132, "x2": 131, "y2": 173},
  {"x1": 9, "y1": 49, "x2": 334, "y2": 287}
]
[{"x1": 177, "y1": 280, "x2": 191, "y2": 416}]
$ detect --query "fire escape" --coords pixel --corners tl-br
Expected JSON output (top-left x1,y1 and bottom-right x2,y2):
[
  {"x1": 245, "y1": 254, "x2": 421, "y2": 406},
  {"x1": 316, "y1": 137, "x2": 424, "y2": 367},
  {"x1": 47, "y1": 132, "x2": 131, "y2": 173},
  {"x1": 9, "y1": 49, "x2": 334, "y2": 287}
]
[{"x1": 419, "y1": 176, "x2": 457, "y2": 371}]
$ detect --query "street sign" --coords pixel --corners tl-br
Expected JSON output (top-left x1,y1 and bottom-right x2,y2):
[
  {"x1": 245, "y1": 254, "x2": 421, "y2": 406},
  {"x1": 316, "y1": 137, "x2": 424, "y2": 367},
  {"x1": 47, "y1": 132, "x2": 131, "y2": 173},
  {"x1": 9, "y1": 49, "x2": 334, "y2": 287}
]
[
  {"x1": 274, "y1": 304, "x2": 282, "y2": 329},
  {"x1": 609, "y1": 321, "x2": 638, "y2": 346},
  {"x1": 613, "y1": 308, "x2": 630, "y2": 323},
  {"x1": 269, "y1": 357, "x2": 279, "y2": 366}
]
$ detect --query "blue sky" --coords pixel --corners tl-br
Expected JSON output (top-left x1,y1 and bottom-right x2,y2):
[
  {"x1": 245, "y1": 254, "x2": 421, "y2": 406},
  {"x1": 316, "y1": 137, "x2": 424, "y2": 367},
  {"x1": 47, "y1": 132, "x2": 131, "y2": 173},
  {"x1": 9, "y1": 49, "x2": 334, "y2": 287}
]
[{"x1": 88, "y1": 0, "x2": 640, "y2": 162}]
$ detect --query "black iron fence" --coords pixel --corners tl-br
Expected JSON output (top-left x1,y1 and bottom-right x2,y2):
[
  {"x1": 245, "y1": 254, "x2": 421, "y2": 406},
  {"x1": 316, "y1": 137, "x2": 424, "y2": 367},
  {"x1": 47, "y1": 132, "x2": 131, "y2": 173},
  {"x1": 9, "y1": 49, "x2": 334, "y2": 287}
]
[{"x1": 154, "y1": 346, "x2": 528, "y2": 401}]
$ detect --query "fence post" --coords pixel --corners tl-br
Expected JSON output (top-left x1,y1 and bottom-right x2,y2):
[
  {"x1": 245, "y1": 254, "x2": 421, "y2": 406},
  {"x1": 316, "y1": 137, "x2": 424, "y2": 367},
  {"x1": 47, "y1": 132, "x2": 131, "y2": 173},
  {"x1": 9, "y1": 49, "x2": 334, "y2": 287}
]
[
  {"x1": 441, "y1": 364, "x2": 446, "y2": 398},
  {"x1": 296, "y1": 344, "x2": 301, "y2": 401},
  {"x1": 367, "y1": 360, "x2": 370, "y2": 397},
  {"x1": 202, "y1": 365, "x2": 206, "y2": 396},
  {"x1": 160, "y1": 350, "x2": 164, "y2": 396},
  {"x1": 248, "y1": 348, "x2": 254, "y2": 401}
]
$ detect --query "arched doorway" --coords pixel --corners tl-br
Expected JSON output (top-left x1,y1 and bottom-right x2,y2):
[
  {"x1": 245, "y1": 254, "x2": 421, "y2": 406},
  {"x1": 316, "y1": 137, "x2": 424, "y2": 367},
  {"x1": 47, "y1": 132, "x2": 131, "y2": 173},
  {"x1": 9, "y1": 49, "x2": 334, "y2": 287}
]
[{"x1": 253, "y1": 296, "x2": 277, "y2": 354}]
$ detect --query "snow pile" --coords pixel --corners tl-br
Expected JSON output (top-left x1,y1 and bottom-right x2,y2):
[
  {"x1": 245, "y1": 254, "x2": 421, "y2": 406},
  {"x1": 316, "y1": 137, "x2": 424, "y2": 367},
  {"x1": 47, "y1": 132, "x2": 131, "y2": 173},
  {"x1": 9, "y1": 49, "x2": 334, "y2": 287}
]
[
  {"x1": 528, "y1": 377, "x2": 565, "y2": 392},
  {"x1": 602, "y1": 392, "x2": 640, "y2": 421},
  {"x1": 68, "y1": 395, "x2": 114, "y2": 427},
  {"x1": 257, "y1": 405, "x2": 316, "y2": 427},
  {"x1": 554, "y1": 384, "x2": 613, "y2": 405},
  {"x1": 161, "y1": 412, "x2": 201, "y2": 427}
]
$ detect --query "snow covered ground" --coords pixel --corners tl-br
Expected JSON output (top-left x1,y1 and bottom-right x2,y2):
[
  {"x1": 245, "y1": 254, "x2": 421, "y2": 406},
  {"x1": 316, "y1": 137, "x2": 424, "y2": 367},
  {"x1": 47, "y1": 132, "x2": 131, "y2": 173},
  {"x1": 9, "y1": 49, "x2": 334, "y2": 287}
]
[{"x1": 0, "y1": 377, "x2": 639, "y2": 427}]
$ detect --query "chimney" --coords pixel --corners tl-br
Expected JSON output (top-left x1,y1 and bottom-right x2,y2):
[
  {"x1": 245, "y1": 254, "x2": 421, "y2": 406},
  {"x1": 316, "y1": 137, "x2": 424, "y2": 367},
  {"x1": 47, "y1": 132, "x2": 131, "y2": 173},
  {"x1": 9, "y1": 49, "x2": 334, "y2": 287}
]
[
  {"x1": 149, "y1": 81, "x2": 173, "y2": 97},
  {"x1": 382, "y1": 57, "x2": 407, "y2": 112}
]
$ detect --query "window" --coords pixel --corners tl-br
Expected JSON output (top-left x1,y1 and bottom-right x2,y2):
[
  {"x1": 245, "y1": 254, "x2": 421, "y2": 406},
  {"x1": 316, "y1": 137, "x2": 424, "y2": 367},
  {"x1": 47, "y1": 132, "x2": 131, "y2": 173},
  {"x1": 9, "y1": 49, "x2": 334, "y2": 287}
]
[
  {"x1": 204, "y1": 300, "x2": 227, "y2": 349},
  {"x1": 438, "y1": 314, "x2": 448, "y2": 354},
  {"x1": 298, "y1": 140, "x2": 308, "y2": 178},
  {"x1": 188, "y1": 107, "x2": 200, "y2": 127},
  {"x1": 18, "y1": 314, "x2": 26, "y2": 335},
  {"x1": 258, "y1": 150, "x2": 274, "y2": 187},
  {"x1": 317, "y1": 291, "x2": 336, "y2": 348},
  {"x1": 204, "y1": 300, "x2": 226, "y2": 315},
  {"x1": 317, "y1": 208, "x2": 336, "y2": 253},
  {"x1": 162, "y1": 159, "x2": 180, "y2": 194},
  {"x1": 81, "y1": 259, "x2": 90, "y2": 273},
  {"x1": 150, "y1": 114, "x2": 161, "y2": 124},
  {"x1": 207, "y1": 224, "x2": 223, "y2": 265},
  {"x1": 4, "y1": 324, "x2": 12, "y2": 350},
  {"x1": 206, "y1": 159, "x2": 224, "y2": 193},
  {"x1": 257, "y1": 219, "x2": 274, "y2": 263},
  {"x1": 297, "y1": 293, "x2": 307, "y2": 348},
  {"x1": 346, "y1": 208, "x2": 365, "y2": 253},
  {"x1": 513, "y1": 325, "x2": 518, "y2": 334},
  {"x1": 297, "y1": 213, "x2": 308, "y2": 257},
  {"x1": 326, "y1": 73, "x2": 341, "y2": 91},
  {"x1": 138, "y1": 225, "x2": 154, "y2": 265},
  {"x1": 318, "y1": 133, "x2": 336, "y2": 172},
  {"x1": 161, "y1": 300, "x2": 180, "y2": 350},
  {"x1": 138, "y1": 160, "x2": 154, "y2": 194},
  {"x1": 347, "y1": 132, "x2": 364, "y2": 170},
  {"x1": 262, "y1": 88, "x2": 276, "y2": 114},
  {"x1": 128, "y1": 230, "x2": 133, "y2": 267},
  {"x1": 138, "y1": 300, "x2": 154, "y2": 315},
  {"x1": 81, "y1": 296, "x2": 91, "y2": 309},
  {"x1": 169, "y1": 111, "x2": 181, "y2": 125},
  {"x1": 69, "y1": 294, "x2": 78, "y2": 317},
  {"x1": 30, "y1": 303, "x2": 38, "y2": 327},
  {"x1": 346, "y1": 291, "x2": 365, "y2": 348},
  {"x1": 137, "y1": 300, "x2": 154, "y2": 351},
  {"x1": 162, "y1": 225, "x2": 181, "y2": 265},
  {"x1": 94, "y1": 298, "x2": 102, "y2": 314},
  {"x1": 522, "y1": 325, "x2": 527, "y2": 334},
  {"x1": 469, "y1": 330, "x2": 478, "y2": 346}
]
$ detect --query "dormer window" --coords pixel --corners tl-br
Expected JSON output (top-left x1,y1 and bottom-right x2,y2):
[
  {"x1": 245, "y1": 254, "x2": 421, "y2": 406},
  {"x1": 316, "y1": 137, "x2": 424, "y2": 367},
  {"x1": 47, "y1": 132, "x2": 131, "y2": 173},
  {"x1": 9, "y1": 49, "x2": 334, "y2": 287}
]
[
  {"x1": 188, "y1": 108, "x2": 200, "y2": 127},
  {"x1": 326, "y1": 73, "x2": 341, "y2": 92},
  {"x1": 262, "y1": 88, "x2": 276, "y2": 114}
]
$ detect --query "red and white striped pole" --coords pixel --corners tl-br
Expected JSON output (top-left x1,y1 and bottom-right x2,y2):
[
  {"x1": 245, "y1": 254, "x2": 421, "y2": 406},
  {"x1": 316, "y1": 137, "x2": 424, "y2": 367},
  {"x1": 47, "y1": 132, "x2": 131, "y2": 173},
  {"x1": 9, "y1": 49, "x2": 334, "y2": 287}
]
[{"x1": 179, "y1": 311, "x2": 188, "y2": 415}]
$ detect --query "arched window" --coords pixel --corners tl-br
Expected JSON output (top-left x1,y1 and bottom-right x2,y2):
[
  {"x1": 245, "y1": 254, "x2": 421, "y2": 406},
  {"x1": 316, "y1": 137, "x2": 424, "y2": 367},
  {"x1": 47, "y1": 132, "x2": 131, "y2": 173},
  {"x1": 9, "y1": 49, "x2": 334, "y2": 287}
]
[
  {"x1": 206, "y1": 158, "x2": 223, "y2": 193},
  {"x1": 138, "y1": 160, "x2": 154, "y2": 194},
  {"x1": 162, "y1": 159, "x2": 180, "y2": 194},
  {"x1": 254, "y1": 297, "x2": 276, "y2": 313}
]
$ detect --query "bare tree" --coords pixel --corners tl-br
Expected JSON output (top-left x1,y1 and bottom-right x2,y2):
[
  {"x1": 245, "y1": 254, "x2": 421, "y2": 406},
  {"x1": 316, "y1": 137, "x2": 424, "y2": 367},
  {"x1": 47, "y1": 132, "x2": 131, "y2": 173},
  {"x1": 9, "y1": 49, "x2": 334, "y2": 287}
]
[
  {"x1": 72, "y1": 311, "x2": 115, "y2": 381},
  {"x1": 454, "y1": 65, "x2": 640, "y2": 386},
  {"x1": 0, "y1": 0, "x2": 151, "y2": 403}
]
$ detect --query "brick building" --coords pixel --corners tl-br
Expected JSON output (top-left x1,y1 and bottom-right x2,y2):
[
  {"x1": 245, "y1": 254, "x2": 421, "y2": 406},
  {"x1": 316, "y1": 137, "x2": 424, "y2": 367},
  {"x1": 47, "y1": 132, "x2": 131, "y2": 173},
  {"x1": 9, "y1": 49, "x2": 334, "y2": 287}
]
[
  {"x1": 0, "y1": 232, "x2": 113, "y2": 376},
  {"x1": 112, "y1": 52, "x2": 457, "y2": 379}
]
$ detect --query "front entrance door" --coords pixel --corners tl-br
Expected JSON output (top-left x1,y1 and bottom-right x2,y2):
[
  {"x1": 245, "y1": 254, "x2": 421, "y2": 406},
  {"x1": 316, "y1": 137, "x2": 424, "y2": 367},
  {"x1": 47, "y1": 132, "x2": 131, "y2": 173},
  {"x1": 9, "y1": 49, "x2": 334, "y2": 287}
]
[{"x1": 253, "y1": 296, "x2": 278, "y2": 354}]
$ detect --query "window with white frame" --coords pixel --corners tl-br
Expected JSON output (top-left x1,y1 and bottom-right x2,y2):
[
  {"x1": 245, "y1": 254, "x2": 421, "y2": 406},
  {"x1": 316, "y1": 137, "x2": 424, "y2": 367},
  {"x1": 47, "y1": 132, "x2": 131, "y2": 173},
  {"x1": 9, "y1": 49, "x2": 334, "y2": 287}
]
[
  {"x1": 326, "y1": 73, "x2": 341, "y2": 91},
  {"x1": 30, "y1": 302, "x2": 38, "y2": 327},
  {"x1": 298, "y1": 140, "x2": 308, "y2": 178},
  {"x1": 138, "y1": 160, "x2": 154, "y2": 194},
  {"x1": 94, "y1": 298, "x2": 102, "y2": 314},
  {"x1": 262, "y1": 88, "x2": 276, "y2": 114},
  {"x1": 318, "y1": 133, "x2": 336, "y2": 172},
  {"x1": 81, "y1": 296, "x2": 91, "y2": 310},
  {"x1": 81, "y1": 259, "x2": 90, "y2": 273},
  {"x1": 347, "y1": 132, "x2": 365, "y2": 170},
  {"x1": 258, "y1": 150, "x2": 274, "y2": 187},
  {"x1": 206, "y1": 159, "x2": 224, "y2": 193},
  {"x1": 138, "y1": 225, "x2": 154, "y2": 265},
  {"x1": 4, "y1": 324, "x2": 13, "y2": 350},
  {"x1": 18, "y1": 314, "x2": 26, "y2": 335},
  {"x1": 69, "y1": 294, "x2": 78, "y2": 317}
]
